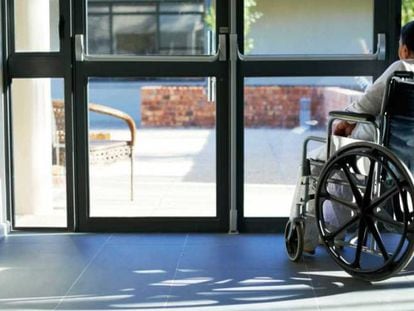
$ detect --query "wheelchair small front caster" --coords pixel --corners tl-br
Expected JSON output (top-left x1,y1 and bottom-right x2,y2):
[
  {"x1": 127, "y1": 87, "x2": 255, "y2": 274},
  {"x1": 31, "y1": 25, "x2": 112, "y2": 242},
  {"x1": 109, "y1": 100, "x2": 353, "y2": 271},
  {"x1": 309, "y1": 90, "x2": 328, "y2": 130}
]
[{"x1": 284, "y1": 219, "x2": 304, "y2": 262}]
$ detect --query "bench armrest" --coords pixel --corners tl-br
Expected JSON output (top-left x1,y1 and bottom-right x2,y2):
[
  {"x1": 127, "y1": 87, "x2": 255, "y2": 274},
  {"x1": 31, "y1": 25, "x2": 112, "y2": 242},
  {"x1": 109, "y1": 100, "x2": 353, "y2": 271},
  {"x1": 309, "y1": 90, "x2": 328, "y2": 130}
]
[{"x1": 89, "y1": 103, "x2": 136, "y2": 146}]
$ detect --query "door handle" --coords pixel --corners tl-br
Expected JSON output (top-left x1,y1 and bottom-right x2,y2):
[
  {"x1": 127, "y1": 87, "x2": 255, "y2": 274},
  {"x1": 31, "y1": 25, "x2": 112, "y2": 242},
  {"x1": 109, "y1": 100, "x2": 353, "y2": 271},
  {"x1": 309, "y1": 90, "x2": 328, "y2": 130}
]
[
  {"x1": 207, "y1": 77, "x2": 216, "y2": 102},
  {"x1": 74, "y1": 34, "x2": 225, "y2": 62},
  {"x1": 238, "y1": 33, "x2": 386, "y2": 61},
  {"x1": 218, "y1": 34, "x2": 227, "y2": 61},
  {"x1": 75, "y1": 34, "x2": 85, "y2": 61}
]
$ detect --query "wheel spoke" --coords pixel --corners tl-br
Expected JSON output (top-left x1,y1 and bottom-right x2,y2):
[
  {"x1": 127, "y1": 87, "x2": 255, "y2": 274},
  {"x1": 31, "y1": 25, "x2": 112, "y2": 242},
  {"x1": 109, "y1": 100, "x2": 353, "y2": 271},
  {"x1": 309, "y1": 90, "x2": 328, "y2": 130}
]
[
  {"x1": 349, "y1": 158, "x2": 362, "y2": 175},
  {"x1": 363, "y1": 158, "x2": 375, "y2": 205},
  {"x1": 371, "y1": 212, "x2": 405, "y2": 232},
  {"x1": 366, "y1": 219, "x2": 390, "y2": 261},
  {"x1": 325, "y1": 194, "x2": 359, "y2": 211},
  {"x1": 352, "y1": 221, "x2": 368, "y2": 268},
  {"x1": 340, "y1": 162, "x2": 363, "y2": 205},
  {"x1": 326, "y1": 216, "x2": 359, "y2": 241},
  {"x1": 368, "y1": 185, "x2": 400, "y2": 211}
]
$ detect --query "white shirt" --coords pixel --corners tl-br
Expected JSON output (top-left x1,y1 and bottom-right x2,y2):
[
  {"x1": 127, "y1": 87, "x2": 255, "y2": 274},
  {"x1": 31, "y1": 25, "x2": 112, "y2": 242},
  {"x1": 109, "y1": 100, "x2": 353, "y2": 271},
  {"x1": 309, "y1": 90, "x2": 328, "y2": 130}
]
[{"x1": 345, "y1": 59, "x2": 414, "y2": 140}]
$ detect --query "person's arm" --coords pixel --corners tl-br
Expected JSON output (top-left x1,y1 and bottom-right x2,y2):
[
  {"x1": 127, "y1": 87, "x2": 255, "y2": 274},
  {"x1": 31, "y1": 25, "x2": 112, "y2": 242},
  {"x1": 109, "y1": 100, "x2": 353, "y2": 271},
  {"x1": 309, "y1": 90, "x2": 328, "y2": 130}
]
[
  {"x1": 333, "y1": 60, "x2": 414, "y2": 137},
  {"x1": 345, "y1": 60, "x2": 411, "y2": 115}
]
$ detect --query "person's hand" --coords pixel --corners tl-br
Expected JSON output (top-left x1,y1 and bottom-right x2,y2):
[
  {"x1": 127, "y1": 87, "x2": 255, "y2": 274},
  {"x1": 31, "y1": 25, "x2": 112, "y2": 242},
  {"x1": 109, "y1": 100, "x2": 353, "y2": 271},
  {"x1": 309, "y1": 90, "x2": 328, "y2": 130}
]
[{"x1": 333, "y1": 120, "x2": 356, "y2": 137}]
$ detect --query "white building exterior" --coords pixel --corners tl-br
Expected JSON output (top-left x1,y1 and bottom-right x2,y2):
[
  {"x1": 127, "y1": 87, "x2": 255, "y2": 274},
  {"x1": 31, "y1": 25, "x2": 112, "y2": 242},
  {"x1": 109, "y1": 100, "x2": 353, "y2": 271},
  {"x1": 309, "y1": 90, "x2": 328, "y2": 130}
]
[{"x1": 250, "y1": 0, "x2": 373, "y2": 55}]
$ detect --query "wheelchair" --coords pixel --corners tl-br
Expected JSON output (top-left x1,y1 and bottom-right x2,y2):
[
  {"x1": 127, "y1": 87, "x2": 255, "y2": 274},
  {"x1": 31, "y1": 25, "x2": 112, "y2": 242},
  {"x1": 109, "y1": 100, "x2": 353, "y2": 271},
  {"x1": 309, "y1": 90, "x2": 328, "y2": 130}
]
[{"x1": 284, "y1": 71, "x2": 414, "y2": 282}]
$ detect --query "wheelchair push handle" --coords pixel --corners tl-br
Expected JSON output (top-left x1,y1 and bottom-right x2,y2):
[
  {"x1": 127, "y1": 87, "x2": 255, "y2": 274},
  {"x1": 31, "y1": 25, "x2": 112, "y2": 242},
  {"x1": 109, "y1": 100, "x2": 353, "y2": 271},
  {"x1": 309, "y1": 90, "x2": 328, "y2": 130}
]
[{"x1": 393, "y1": 71, "x2": 414, "y2": 79}]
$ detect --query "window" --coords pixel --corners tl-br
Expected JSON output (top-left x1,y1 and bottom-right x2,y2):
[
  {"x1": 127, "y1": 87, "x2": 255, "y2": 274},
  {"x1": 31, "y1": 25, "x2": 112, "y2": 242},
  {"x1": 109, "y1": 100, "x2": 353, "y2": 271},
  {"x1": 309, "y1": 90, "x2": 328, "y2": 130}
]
[{"x1": 87, "y1": 0, "x2": 215, "y2": 56}]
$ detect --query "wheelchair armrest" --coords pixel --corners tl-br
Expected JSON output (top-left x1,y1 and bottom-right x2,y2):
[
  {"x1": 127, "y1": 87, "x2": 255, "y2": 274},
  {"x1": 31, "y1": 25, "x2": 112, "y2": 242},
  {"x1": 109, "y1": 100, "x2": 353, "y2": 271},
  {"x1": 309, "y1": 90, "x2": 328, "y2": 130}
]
[
  {"x1": 328, "y1": 111, "x2": 376, "y2": 123},
  {"x1": 327, "y1": 111, "x2": 380, "y2": 157}
]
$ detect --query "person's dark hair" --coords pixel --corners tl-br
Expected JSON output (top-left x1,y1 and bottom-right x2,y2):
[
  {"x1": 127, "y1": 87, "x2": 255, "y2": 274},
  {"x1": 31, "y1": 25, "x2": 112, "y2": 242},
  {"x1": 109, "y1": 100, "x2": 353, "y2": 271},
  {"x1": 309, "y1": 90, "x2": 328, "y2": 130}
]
[{"x1": 401, "y1": 21, "x2": 414, "y2": 52}]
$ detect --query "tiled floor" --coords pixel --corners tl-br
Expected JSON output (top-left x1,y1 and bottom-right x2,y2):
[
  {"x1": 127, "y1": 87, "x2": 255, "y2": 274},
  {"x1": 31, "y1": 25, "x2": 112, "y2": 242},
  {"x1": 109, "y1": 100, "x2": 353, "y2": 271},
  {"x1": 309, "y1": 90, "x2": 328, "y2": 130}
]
[{"x1": 0, "y1": 233, "x2": 414, "y2": 310}]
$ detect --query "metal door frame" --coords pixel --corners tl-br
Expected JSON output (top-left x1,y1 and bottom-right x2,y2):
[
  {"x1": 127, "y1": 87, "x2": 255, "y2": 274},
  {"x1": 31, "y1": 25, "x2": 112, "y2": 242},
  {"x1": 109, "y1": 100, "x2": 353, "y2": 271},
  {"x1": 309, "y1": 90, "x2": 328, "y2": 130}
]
[
  {"x1": 231, "y1": 0, "x2": 402, "y2": 232},
  {"x1": 73, "y1": 0, "x2": 231, "y2": 232}
]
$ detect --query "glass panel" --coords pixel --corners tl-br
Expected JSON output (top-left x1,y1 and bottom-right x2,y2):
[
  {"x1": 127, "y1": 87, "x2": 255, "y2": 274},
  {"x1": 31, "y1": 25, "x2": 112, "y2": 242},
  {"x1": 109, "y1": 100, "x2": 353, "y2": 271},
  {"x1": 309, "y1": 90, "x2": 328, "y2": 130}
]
[
  {"x1": 245, "y1": 0, "x2": 374, "y2": 55},
  {"x1": 160, "y1": 15, "x2": 204, "y2": 55},
  {"x1": 88, "y1": 15, "x2": 111, "y2": 54},
  {"x1": 244, "y1": 76, "x2": 372, "y2": 217},
  {"x1": 402, "y1": 1, "x2": 414, "y2": 25},
  {"x1": 112, "y1": 15, "x2": 157, "y2": 55},
  {"x1": 14, "y1": 0, "x2": 60, "y2": 52},
  {"x1": 87, "y1": 0, "x2": 216, "y2": 55},
  {"x1": 88, "y1": 77, "x2": 216, "y2": 217},
  {"x1": 12, "y1": 78, "x2": 67, "y2": 227}
]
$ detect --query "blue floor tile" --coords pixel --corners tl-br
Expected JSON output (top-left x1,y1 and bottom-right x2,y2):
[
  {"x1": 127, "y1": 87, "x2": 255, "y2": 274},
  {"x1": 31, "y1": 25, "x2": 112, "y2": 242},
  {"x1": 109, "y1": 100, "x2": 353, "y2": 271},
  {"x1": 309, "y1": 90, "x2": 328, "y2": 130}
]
[{"x1": 1, "y1": 233, "x2": 414, "y2": 310}]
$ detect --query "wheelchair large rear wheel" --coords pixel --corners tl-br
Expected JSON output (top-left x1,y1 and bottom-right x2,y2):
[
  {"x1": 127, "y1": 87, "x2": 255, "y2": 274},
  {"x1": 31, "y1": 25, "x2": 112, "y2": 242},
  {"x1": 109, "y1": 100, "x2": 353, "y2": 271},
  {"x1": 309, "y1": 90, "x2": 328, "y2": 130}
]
[{"x1": 315, "y1": 142, "x2": 414, "y2": 282}]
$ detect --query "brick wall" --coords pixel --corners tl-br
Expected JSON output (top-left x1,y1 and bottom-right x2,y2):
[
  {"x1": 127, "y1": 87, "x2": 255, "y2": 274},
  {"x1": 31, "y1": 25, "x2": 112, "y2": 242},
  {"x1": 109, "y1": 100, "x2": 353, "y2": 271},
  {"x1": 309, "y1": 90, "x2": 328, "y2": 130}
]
[
  {"x1": 244, "y1": 86, "x2": 324, "y2": 128},
  {"x1": 141, "y1": 86, "x2": 215, "y2": 127},
  {"x1": 141, "y1": 85, "x2": 363, "y2": 128}
]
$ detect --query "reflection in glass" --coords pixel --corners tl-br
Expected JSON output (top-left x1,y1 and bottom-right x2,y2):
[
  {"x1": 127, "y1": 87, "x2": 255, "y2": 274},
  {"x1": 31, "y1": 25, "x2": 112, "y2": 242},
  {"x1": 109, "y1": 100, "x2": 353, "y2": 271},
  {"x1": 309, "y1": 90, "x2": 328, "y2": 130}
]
[
  {"x1": 88, "y1": 78, "x2": 216, "y2": 217},
  {"x1": 87, "y1": 0, "x2": 216, "y2": 56},
  {"x1": 12, "y1": 78, "x2": 67, "y2": 227},
  {"x1": 245, "y1": 0, "x2": 373, "y2": 55},
  {"x1": 243, "y1": 76, "x2": 372, "y2": 217}
]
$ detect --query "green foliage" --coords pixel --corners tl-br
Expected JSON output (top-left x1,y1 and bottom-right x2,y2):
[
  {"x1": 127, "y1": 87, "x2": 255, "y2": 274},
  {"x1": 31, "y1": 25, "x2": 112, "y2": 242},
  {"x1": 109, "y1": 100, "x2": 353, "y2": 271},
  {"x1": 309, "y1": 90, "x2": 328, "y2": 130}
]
[
  {"x1": 244, "y1": 0, "x2": 263, "y2": 53},
  {"x1": 204, "y1": 1, "x2": 262, "y2": 53},
  {"x1": 402, "y1": 0, "x2": 414, "y2": 25},
  {"x1": 204, "y1": 6, "x2": 216, "y2": 31}
]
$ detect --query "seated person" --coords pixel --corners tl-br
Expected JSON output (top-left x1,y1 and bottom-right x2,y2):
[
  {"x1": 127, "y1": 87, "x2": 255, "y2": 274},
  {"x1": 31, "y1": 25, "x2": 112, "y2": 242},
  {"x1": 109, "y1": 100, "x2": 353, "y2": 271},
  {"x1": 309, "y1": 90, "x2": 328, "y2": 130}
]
[
  {"x1": 335, "y1": 20, "x2": 414, "y2": 141},
  {"x1": 291, "y1": 20, "x2": 414, "y2": 253}
]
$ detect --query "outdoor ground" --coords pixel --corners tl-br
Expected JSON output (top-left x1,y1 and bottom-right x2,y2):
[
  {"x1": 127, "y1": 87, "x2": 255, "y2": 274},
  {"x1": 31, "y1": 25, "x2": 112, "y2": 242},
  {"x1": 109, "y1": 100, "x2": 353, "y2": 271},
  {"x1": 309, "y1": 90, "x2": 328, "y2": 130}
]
[{"x1": 17, "y1": 128, "x2": 326, "y2": 227}]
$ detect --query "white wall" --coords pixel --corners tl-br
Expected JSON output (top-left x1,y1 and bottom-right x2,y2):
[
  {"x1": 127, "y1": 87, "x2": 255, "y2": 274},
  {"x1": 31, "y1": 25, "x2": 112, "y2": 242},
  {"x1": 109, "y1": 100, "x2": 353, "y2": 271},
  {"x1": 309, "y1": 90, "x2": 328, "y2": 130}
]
[
  {"x1": 249, "y1": 0, "x2": 374, "y2": 55},
  {"x1": 15, "y1": 0, "x2": 58, "y2": 52},
  {"x1": 13, "y1": 1, "x2": 54, "y2": 225}
]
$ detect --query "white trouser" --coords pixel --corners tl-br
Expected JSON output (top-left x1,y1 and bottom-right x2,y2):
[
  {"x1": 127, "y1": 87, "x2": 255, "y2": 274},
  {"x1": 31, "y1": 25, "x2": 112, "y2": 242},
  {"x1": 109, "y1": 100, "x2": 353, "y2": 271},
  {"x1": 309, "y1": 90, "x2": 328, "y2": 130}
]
[{"x1": 289, "y1": 125, "x2": 374, "y2": 250}]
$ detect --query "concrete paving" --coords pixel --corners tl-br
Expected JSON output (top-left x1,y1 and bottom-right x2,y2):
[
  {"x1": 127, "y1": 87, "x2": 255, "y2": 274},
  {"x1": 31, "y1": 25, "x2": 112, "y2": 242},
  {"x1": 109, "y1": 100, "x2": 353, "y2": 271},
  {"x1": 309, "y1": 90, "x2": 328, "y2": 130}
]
[
  {"x1": 90, "y1": 128, "x2": 325, "y2": 218},
  {"x1": 17, "y1": 128, "x2": 326, "y2": 226}
]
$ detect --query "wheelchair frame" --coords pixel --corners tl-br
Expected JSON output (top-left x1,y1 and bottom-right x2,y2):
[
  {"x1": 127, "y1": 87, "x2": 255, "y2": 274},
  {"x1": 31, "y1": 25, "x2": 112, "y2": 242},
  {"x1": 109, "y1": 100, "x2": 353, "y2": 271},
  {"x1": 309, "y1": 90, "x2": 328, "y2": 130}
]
[{"x1": 285, "y1": 71, "x2": 414, "y2": 282}]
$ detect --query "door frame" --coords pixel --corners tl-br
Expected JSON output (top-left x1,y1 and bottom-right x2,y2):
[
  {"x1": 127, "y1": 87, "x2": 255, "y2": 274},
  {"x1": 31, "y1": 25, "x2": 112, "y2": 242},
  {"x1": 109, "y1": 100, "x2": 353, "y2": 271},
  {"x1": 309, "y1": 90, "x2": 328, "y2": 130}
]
[
  {"x1": 73, "y1": 0, "x2": 231, "y2": 232},
  {"x1": 234, "y1": 0, "x2": 402, "y2": 232},
  {"x1": 1, "y1": 0, "x2": 404, "y2": 232},
  {"x1": 3, "y1": 0, "x2": 75, "y2": 231}
]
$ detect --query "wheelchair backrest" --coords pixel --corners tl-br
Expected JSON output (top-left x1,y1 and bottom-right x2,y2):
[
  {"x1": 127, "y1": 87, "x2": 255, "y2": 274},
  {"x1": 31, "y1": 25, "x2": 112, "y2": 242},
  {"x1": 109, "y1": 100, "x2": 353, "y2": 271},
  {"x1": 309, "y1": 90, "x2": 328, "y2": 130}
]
[
  {"x1": 383, "y1": 72, "x2": 414, "y2": 117},
  {"x1": 382, "y1": 72, "x2": 414, "y2": 172}
]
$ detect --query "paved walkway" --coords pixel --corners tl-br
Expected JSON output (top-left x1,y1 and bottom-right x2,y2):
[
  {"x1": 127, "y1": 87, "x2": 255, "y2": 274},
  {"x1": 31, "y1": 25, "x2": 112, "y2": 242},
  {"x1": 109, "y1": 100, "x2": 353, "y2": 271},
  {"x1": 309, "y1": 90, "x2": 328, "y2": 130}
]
[
  {"x1": 89, "y1": 128, "x2": 325, "y2": 218},
  {"x1": 18, "y1": 128, "x2": 326, "y2": 226}
]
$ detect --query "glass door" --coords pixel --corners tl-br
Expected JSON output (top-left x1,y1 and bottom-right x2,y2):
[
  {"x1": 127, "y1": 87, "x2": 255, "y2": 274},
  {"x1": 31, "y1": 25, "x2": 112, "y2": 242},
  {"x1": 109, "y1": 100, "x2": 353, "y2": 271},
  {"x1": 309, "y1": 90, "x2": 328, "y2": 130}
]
[
  {"x1": 3, "y1": 0, "x2": 403, "y2": 233},
  {"x1": 4, "y1": 0, "x2": 74, "y2": 230},
  {"x1": 74, "y1": 0, "x2": 230, "y2": 231},
  {"x1": 234, "y1": 0, "x2": 401, "y2": 232}
]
